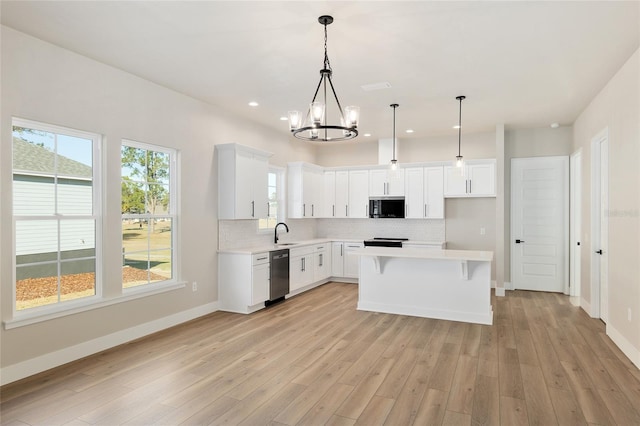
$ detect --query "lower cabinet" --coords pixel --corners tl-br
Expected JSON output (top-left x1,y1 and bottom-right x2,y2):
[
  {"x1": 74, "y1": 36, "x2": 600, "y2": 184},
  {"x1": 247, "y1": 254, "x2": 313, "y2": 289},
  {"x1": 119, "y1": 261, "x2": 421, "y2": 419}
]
[
  {"x1": 290, "y1": 243, "x2": 332, "y2": 293},
  {"x1": 218, "y1": 252, "x2": 270, "y2": 314},
  {"x1": 344, "y1": 242, "x2": 364, "y2": 278},
  {"x1": 314, "y1": 244, "x2": 330, "y2": 282},
  {"x1": 331, "y1": 242, "x2": 345, "y2": 276}
]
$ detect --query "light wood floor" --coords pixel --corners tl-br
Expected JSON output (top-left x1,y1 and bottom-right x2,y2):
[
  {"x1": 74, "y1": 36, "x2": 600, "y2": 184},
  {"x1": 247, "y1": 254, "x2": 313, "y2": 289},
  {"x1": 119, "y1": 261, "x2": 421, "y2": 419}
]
[{"x1": 2, "y1": 282, "x2": 640, "y2": 425}]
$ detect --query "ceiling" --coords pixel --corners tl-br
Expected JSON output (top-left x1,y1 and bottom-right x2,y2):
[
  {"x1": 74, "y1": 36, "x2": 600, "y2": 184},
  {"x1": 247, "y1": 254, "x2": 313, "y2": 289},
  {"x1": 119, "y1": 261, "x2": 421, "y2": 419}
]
[{"x1": 2, "y1": 1, "x2": 639, "y2": 142}]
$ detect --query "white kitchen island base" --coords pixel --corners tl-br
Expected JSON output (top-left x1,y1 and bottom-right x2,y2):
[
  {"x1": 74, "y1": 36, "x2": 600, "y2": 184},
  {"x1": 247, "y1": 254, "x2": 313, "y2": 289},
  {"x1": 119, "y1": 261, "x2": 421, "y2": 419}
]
[{"x1": 354, "y1": 248, "x2": 493, "y2": 325}]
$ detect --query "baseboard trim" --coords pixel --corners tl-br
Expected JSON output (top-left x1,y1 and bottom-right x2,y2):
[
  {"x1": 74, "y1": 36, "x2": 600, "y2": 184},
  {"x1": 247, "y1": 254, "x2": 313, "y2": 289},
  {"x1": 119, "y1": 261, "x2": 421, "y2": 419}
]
[
  {"x1": 495, "y1": 287, "x2": 506, "y2": 297},
  {"x1": 580, "y1": 298, "x2": 593, "y2": 317},
  {"x1": 0, "y1": 302, "x2": 219, "y2": 386},
  {"x1": 607, "y1": 324, "x2": 640, "y2": 370}
]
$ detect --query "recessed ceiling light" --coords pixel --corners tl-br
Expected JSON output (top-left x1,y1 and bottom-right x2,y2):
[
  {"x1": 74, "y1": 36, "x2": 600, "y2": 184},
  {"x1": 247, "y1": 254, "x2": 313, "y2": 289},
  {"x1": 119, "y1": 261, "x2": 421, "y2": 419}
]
[
  {"x1": 248, "y1": 101, "x2": 259, "y2": 107},
  {"x1": 550, "y1": 122, "x2": 560, "y2": 128},
  {"x1": 280, "y1": 116, "x2": 288, "y2": 121},
  {"x1": 363, "y1": 133, "x2": 371, "y2": 137},
  {"x1": 405, "y1": 129, "x2": 414, "y2": 133}
]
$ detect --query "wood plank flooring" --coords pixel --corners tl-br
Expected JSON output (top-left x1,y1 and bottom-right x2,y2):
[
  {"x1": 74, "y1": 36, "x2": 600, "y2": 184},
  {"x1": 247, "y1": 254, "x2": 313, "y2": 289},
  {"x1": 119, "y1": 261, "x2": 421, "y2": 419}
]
[{"x1": 2, "y1": 282, "x2": 640, "y2": 425}]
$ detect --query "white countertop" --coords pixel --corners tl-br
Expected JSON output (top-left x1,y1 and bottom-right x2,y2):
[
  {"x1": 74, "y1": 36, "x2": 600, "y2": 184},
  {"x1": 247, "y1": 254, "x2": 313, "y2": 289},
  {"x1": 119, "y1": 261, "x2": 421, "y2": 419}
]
[
  {"x1": 218, "y1": 239, "x2": 446, "y2": 255},
  {"x1": 351, "y1": 247, "x2": 493, "y2": 262}
]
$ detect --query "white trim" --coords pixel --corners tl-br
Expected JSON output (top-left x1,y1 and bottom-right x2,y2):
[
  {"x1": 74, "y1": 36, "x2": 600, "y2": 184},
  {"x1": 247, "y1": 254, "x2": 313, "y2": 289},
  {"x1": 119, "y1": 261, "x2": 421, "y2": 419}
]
[
  {"x1": 581, "y1": 297, "x2": 593, "y2": 317},
  {"x1": 0, "y1": 301, "x2": 219, "y2": 385},
  {"x1": 570, "y1": 149, "x2": 582, "y2": 299},
  {"x1": 607, "y1": 324, "x2": 640, "y2": 370},
  {"x1": 505, "y1": 281, "x2": 514, "y2": 290},
  {"x1": 5, "y1": 281, "x2": 186, "y2": 329},
  {"x1": 357, "y1": 301, "x2": 493, "y2": 325},
  {"x1": 495, "y1": 287, "x2": 506, "y2": 297}
]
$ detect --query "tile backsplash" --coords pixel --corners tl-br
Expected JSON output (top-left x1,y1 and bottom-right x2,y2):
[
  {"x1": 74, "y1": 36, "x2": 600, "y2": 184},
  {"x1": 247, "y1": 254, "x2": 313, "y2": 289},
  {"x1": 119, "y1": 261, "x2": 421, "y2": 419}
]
[{"x1": 219, "y1": 218, "x2": 445, "y2": 250}]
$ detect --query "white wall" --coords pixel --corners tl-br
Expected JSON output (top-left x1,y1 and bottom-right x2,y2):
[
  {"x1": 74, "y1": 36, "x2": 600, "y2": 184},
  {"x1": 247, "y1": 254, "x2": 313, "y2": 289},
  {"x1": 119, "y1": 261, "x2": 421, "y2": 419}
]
[
  {"x1": 573, "y1": 48, "x2": 640, "y2": 367},
  {"x1": 0, "y1": 26, "x2": 315, "y2": 378}
]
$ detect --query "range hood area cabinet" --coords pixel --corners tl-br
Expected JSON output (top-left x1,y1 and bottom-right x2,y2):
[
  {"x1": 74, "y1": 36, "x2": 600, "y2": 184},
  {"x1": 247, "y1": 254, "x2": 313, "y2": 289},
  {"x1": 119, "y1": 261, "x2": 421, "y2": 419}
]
[
  {"x1": 217, "y1": 143, "x2": 272, "y2": 220},
  {"x1": 287, "y1": 162, "x2": 323, "y2": 218},
  {"x1": 404, "y1": 166, "x2": 445, "y2": 219},
  {"x1": 444, "y1": 159, "x2": 496, "y2": 198}
]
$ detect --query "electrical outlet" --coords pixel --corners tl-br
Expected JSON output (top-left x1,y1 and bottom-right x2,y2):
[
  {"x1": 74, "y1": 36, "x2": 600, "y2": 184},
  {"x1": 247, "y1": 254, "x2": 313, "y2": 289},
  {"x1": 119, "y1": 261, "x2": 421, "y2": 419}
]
[
  {"x1": 480, "y1": 227, "x2": 486, "y2": 235},
  {"x1": 192, "y1": 281, "x2": 198, "y2": 292}
]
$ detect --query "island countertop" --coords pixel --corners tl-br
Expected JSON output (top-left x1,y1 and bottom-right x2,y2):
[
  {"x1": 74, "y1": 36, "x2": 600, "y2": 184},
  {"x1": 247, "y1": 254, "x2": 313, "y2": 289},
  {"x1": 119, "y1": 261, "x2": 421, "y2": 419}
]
[{"x1": 350, "y1": 247, "x2": 493, "y2": 263}]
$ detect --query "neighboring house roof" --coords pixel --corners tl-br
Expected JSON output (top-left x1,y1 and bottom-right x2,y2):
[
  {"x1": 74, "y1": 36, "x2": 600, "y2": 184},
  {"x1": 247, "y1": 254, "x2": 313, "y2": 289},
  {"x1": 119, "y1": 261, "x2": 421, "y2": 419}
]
[{"x1": 13, "y1": 137, "x2": 92, "y2": 178}]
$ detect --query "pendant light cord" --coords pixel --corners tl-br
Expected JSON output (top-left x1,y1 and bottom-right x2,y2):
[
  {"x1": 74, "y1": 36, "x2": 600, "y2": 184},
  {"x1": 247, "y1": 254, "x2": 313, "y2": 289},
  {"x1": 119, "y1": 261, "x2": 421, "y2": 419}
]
[
  {"x1": 457, "y1": 98, "x2": 462, "y2": 157},
  {"x1": 391, "y1": 104, "x2": 399, "y2": 161}
]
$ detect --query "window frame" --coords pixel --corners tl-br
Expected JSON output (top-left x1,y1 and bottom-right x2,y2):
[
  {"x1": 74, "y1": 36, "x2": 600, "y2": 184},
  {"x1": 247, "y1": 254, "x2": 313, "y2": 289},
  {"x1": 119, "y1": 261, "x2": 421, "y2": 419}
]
[
  {"x1": 258, "y1": 166, "x2": 285, "y2": 232},
  {"x1": 121, "y1": 139, "x2": 178, "y2": 291},
  {"x1": 11, "y1": 117, "x2": 103, "y2": 318}
]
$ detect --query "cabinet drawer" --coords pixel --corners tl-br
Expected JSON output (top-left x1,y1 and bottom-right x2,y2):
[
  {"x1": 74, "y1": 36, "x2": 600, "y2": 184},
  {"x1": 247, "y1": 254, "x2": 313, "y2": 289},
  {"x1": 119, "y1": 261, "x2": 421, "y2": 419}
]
[
  {"x1": 290, "y1": 245, "x2": 315, "y2": 257},
  {"x1": 252, "y1": 252, "x2": 270, "y2": 265}
]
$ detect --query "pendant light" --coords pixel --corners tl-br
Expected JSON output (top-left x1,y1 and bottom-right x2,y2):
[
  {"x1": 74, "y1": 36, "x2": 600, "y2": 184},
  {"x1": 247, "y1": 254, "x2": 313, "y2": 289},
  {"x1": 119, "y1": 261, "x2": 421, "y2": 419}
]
[
  {"x1": 288, "y1": 15, "x2": 359, "y2": 142},
  {"x1": 455, "y1": 95, "x2": 466, "y2": 168},
  {"x1": 390, "y1": 103, "x2": 399, "y2": 170}
]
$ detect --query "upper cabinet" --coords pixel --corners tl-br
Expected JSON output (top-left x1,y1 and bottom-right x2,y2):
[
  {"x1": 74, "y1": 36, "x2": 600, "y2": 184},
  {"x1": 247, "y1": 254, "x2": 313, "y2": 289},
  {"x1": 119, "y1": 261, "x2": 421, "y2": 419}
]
[
  {"x1": 369, "y1": 168, "x2": 405, "y2": 197},
  {"x1": 288, "y1": 162, "x2": 323, "y2": 218},
  {"x1": 348, "y1": 170, "x2": 369, "y2": 218},
  {"x1": 444, "y1": 159, "x2": 496, "y2": 198},
  {"x1": 322, "y1": 170, "x2": 349, "y2": 218},
  {"x1": 405, "y1": 166, "x2": 444, "y2": 219},
  {"x1": 217, "y1": 143, "x2": 272, "y2": 220}
]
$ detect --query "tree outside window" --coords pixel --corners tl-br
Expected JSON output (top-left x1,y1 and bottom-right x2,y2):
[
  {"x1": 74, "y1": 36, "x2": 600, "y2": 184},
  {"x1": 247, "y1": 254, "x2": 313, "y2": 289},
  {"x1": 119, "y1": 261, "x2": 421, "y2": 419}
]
[{"x1": 121, "y1": 141, "x2": 176, "y2": 288}]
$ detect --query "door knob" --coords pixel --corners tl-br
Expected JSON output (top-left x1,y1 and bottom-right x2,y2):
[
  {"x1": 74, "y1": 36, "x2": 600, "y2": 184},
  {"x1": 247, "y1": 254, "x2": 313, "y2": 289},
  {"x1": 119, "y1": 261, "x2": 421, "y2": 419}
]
[
  {"x1": 515, "y1": 239, "x2": 525, "y2": 244},
  {"x1": 595, "y1": 249, "x2": 603, "y2": 255}
]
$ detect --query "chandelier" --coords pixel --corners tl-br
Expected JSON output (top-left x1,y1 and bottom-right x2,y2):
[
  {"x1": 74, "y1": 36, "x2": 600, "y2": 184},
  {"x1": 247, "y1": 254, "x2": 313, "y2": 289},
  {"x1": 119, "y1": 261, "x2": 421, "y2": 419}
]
[{"x1": 288, "y1": 15, "x2": 359, "y2": 142}]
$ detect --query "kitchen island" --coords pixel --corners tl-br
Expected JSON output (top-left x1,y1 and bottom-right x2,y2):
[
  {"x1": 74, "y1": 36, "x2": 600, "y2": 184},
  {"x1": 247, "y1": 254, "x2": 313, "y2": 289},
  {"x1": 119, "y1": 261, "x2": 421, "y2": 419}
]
[{"x1": 351, "y1": 247, "x2": 493, "y2": 325}]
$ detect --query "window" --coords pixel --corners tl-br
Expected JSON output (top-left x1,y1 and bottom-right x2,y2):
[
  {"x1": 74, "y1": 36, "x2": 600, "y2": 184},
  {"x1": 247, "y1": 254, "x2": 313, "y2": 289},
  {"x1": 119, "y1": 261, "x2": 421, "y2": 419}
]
[
  {"x1": 121, "y1": 140, "x2": 176, "y2": 289},
  {"x1": 259, "y1": 168, "x2": 283, "y2": 230},
  {"x1": 12, "y1": 119, "x2": 101, "y2": 311}
]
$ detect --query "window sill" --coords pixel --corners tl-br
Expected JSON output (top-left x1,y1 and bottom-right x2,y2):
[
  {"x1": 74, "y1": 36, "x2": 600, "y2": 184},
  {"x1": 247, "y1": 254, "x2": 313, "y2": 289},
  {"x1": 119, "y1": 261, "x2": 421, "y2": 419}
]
[{"x1": 4, "y1": 281, "x2": 186, "y2": 330}]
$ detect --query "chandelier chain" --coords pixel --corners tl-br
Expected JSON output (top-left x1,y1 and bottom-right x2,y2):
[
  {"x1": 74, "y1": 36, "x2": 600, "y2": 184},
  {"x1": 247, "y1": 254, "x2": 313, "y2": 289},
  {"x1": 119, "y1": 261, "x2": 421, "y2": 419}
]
[{"x1": 323, "y1": 22, "x2": 331, "y2": 71}]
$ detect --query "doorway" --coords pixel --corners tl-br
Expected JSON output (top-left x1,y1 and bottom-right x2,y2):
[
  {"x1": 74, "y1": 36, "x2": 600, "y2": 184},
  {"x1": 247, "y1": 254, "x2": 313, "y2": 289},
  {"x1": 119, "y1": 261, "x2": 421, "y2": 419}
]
[
  {"x1": 511, "y1": 156, "x2": 569, "y2": 292},
  {"x1": 591, "y1": 128, "x2": 609, "y2": 322}
]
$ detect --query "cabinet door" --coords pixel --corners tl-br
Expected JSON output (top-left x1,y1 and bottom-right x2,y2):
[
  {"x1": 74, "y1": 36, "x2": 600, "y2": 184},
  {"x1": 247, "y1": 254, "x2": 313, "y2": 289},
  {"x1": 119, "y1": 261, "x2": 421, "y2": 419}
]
[
  {"x1": 252, "y1": 155, "x2": 269, "y2": 219},
  {"x1": 444, "y1": 166, "x2": 467, "y2": 197},
  {"x1": 335, "y1": 171, "x2": 349, "y2": 218},
  {"x1": 322, "y1": 171, "x2": 336, "y2": 218},
  {"x1": 235, "y1": 150, "x2": 255, "y2": 219},
  {"x1": 314, "y1": 250, "x2": 330, "y2": 282},
  {"x1": 331, "y1": 242, "x2": 344, "y2": 276},
  {"x1": 348, "y1": 170, "x2": 369, "y2": 218},
  {"x1": 369, "y1": 169, "x2": 388, "y2": 197},
  {"x1": 289, "y1": 255, "x2": 306, "y2": 291},
  {"x1": 344, "y1": 242, "x2": 363, "y2": 278},
  {"x1": 251, "y1": 262, "x2": 270, "y2": 305},
  {"x1": 424, "y1": 166, "x2": 444, "y2": 218},
  {"x1": 387, "y1": 169, "x2": 405, "y2": 196},
  {"x1": 405, "y1": 167, "x2": 425, "y2": 218},
  {"x1": 468, "y1": 162, "x2": 496, "y2": 196}
]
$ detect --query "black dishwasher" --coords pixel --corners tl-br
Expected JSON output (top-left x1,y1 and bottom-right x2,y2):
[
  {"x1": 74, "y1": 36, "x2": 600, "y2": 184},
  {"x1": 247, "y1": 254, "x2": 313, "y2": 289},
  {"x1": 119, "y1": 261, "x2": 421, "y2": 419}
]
[{"x1": 268, "y1": 249, "x2": 289, "y2": 304}]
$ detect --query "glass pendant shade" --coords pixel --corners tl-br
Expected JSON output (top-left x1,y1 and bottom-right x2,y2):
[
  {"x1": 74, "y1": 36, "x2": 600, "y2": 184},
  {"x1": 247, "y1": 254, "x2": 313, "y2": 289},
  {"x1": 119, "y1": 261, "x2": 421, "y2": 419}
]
[
  {"x1": 288, "y1": 111, "x2": 301, "y2": 131},
  {"x1": 455, "y1": 155, "x2": 464, "y2": 168},
  {"x1": 345, "y1": 105, "x2": 360, "y2": 127},
  {"x1": 310, "y1": 102, "x2": 325, "y2": 125}
]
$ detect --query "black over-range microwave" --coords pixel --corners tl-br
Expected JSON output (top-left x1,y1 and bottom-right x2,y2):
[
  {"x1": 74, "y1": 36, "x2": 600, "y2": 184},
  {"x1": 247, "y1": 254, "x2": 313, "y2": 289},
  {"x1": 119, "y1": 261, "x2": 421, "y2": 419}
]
[{"x1": 369, "y1": 197, "x2": 405, "y2": 218}]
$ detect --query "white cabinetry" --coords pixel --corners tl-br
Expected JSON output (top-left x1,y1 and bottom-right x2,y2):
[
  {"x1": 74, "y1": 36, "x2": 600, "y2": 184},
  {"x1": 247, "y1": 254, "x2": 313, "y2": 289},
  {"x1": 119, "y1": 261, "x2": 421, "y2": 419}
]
[
  {"x1": 313, "y1": 244, "x2": 330, "y2": 282},
  {"x1": 369, "y1": 168, "x2": 405, "y2": 197},
  {"x1": 290, "y1": 243, "x2": 331, "y2": 293},
  {"x1": 218, "y1": 251, "x2": 270, "y2": 314},
  {"x1": 444, "y1": 160, "x2": 496, "y2": 197},
  {"x1": 348, "y1": 170, "x2": 369, "y2": 218},
  {"x1": 288, "y1": 162, "x2": 323, "y2": 218},
  {"x1": 405, "y1": 166, "x2": 444, "y2": 219},
  {"x1": 321, "y1": 170, "x2": 349, "y2": 218},
  {"x1": 344, "y1": 242, "x2": 364, "y2": 278},
  {"x1": 331, "y1": 242, "x2": 345, "y2": 276},
  {"x1": 217, "y1": 143, "x2": 271, "y2": 219}
]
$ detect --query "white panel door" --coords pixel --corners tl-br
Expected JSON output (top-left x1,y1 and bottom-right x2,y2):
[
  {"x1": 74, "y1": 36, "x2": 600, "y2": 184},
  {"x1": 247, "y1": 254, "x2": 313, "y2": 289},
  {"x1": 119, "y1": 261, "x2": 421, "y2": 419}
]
[
  {"x1": 405, "y1": 167, "x2": 424, "y2": 218},
  {"x1": 511, "y1": 156, "x2": 568, "y2": 292},
  {"x1": 335, "y1": 171, "x2": 349, "y2": 218},
  {"x1": 424, "y1": 166, "x2": 444, "y2": 219}
]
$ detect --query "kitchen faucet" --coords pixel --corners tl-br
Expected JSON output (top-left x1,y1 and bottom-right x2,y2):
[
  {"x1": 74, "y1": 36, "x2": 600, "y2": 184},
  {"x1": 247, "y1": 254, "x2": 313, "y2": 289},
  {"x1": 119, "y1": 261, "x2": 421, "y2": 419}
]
[{"x1": 274, "y1": 222, "x2": 289, "y2": 244}]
